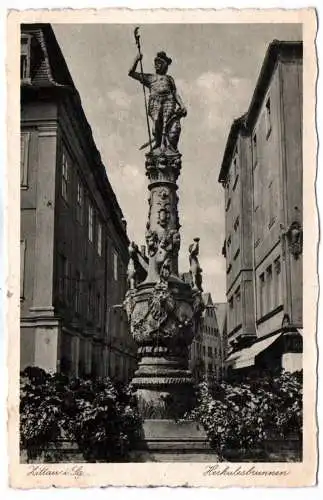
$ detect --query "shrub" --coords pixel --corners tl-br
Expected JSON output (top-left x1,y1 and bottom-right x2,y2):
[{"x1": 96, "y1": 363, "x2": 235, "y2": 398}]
[
  {"x1": 20, "y1": 367, "x2": 142, "y2": 462},
  {"x1": 184, "y1": 371, "x2": 302, "y2": 459}
]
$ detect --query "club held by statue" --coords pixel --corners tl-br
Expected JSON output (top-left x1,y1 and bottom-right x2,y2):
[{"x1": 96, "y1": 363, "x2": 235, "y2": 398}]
[{"x1": 134, "y1": 27, "x2": 153, "y2": 153}]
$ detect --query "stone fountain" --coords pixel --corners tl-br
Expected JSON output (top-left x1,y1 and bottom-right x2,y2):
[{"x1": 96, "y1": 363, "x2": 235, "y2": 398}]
[{"x1": 124, "y1": 38, "x2": 216, "y2": 461}]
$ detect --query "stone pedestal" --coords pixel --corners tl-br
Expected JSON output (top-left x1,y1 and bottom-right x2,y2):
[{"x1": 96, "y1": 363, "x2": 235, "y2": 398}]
[{"x1": 130, "y1": 420, "x2": 219, "y2": 462}]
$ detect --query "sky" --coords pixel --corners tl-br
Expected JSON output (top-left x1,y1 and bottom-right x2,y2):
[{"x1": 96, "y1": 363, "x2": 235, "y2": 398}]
[{"x1": 52, "y1": 23, "x2": 302, "y2": 302}]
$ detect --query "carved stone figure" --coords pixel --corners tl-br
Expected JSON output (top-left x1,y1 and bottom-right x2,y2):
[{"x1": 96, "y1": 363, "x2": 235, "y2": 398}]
[
  {"x1": 145, "y1": 228, "x2": 159, "y2": 257},
  {"x1": 127, "y1": 242, "x2": 138, "y2": 290},
  {"x1": 286, "y1": 221, "x2": 303, "y2": 259},
  {"x1": 128, "y1": 51, "x2": 187, "y2": 153},
  {"x1": 189, "y1": 238, "x2": 203, "y2": 291},
  {"x1": 160, "y1": 257, "x2": 172, "y2": 283},
  {"x1": 157, "y1": 206, "x2": 171, "y2": 228},
  {"x1": 170, "y1": 229, "x2": 181, "y2": 253},
  {"x1": 145, "y1": 231, "x2": 169, "y2": 282}
]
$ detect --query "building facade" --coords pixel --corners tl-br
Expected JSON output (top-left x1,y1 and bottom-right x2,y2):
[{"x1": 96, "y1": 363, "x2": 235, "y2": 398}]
[
  {"x1": 214, "y1": 302, "x2": 228, "y2": 379},
  {"x1": 20, "y1": 23, "x2": 137, "y2": 382},
  {"x1": 218, "y1": 40, "x2": 303, "y2": 376},
  {"x1": 189, "y1": 293, "x2": 222, "y2": 381}
]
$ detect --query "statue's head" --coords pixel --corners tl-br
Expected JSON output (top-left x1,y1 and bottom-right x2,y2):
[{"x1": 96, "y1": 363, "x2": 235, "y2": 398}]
[
  {"x1": 158, "y1": 207, "x2": 170, "y2": 228},
  {"x1": 154, "y1": 51, "x2": 172, "y2": 75}
]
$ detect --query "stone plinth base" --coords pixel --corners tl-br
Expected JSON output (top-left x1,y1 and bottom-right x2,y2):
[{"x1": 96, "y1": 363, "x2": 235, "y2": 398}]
[{"x1": 130, "y1": 419, "x2": 219, "y2": 462}]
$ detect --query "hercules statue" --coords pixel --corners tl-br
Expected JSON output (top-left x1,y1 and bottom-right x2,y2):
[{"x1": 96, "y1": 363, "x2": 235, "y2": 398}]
[{"x1": 128, "y1": 51, "x2": 187, "y2": 153}]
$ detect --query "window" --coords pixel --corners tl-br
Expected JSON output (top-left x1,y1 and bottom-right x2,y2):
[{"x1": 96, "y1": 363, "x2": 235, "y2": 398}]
[
  {"x1": 113, "y1": 251, "x2": 118, "y2": 281},
  {"x1": 225, "y1": 197, "x2": 231, "y2": 212},
  {"x1": 234, "y1": 216, "x2": 240, "y2": 232},
  {"x1": 233, "y1": 152, "x2": 239, "y2": 188},
  {"x1": 233, "y1": 172, "x2": 239, "y2": 191},
  {"x1": 252, "y1": 133, "x2": 258, "y2": 168},
  {"x1": 274, "y1": 257, "x2": 282, "y2": 307},
  {"x1": 254, "y1": 205, "x2": 261, "y2": 247},
  {"x1": 75, "y1": 271, "x2": 81, "y2": 314},
  {"x1": 76, "y1": 179, "x2": 84, "y2": 224},
  {"x1": 259, "y1": 273, "x2": 265, "y2": 317},
  {"x1": 88, "y1": 284, "x2": 93, "y2": 320},
  {"x1": 266, "y1": 265, "x2": 273, "y2": 312},
  {"x1": 235, "y1": 286, "x2": 241, "y2": 325},
  {"x1": 96, "y1": 293, "x2": 101, "y2": 326},
  {"x1": 88, "y1": 203, "x2": 94, "y2": 242},
  {"x1": 67, "y1": 262, "x2": 72, "y2": 303},
  {"x1": 233, "y1": 248, "x2": 240, "y2": 261},
  {"x1": 265, "y1": 97, "x2": 272, "y2": 138},
  {"x1": 208, "y1": 363, "x2": 213, "y2": 373},
  {"x1": 20, "y1": 132, "x2": 30, "y2": 188},
  {"x1": 61, "y1": 149, "x2": 69, "y2": 202},
  {"x1": 21, "y1": 35, "x2": 31, "y2": 81},
  {"x1": 202, "y1": 345, "x2": 206, "y2": 357},
  {"x1": 58, "y1": 254, "x2": 69, "y2": 303},
  {"x1": 229, "y1": 296, "x2": 234, "y2": 310},
  {"x1": 78, "y1": 338, "x2": 87, "y2": 377},
  {"x1": 268, "y1": 180, "x2": 275, "y2": 228},
  {"x1": 58, "y1": 254, "x2": 65, "y2": 297},
  {"x1": 208, "y1": 346, "x2": 212, "y2": 358},
  {"x1": 97, "y1": 220, "x2": 102, "y2": 256},
  {"x1": 60, "y1": 332, "x2": 72, "y2": 375},
  {"x1": 20, "y1": 240, "x2": 26, "y2": 299}
]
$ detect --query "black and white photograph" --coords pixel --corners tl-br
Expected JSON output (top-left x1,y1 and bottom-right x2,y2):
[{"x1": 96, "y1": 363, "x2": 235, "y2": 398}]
[{"x1": 6, "y1": 7, "x2": 318, "y2": 488}]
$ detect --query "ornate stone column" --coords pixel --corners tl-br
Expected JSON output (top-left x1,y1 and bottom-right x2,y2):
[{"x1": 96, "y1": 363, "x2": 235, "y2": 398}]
[
  {"x1": 124, "y1": 42, "x2": 216, "y2": 460},
  {"x1": 125, "y1": 150, "x2": 204, "y2": 420}
]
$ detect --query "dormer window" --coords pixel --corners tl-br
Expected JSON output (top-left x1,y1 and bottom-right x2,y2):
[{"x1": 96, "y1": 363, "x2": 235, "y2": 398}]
[{"x1": 21, "y1": 34, "x2": 32, "y2": 81}]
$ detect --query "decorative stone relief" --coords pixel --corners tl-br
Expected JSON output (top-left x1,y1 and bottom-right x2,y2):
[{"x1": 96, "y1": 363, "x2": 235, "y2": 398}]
[{"x1": 286, "y1": 221, "x2": 303, "y2": 259}]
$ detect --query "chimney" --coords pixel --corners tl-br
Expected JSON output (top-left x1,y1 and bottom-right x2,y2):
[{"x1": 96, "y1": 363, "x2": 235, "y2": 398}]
[{"x1": 140, "y1": 245, "x2": 146, "y2": 258}]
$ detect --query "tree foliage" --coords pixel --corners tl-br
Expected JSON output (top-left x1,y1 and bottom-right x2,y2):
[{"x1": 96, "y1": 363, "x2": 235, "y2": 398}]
[
  {"x1": 184, "y1": 370, "x2": 302, "y2": 458},
  {"x1": 20, "y1": 367, "x2": 142, "y2": 462}
]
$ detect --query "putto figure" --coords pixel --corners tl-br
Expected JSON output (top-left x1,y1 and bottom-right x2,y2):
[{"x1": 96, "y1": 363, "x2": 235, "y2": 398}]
[
  {"x1": 127, "y1": 242, "x2": 138, "y2": 290},
  {"x1": 189, "y1": 238, "x2": 203, "y2": 292},
  {"x1": 129, "y1": 51, "x2": 187, "y2": 153}
]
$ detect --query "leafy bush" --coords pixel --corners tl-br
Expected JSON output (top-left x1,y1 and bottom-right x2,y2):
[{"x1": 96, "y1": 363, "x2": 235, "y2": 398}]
[
  {"x1": 184, "y1": 371, "x2": 302, "y2": 459},
  {"x1": 20, "y1": 367, "x2": 142, "y2": 462}
]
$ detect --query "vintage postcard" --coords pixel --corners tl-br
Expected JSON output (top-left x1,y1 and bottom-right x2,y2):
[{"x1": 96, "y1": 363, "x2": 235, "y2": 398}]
[{"x1": 6, "y1": 7, "x2": 318, "y2": 488}]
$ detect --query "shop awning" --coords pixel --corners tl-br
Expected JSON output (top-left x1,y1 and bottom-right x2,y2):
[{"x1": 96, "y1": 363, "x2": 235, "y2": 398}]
[{"x1": 226, "y1": 332, "x2": 282, "y2": 370}]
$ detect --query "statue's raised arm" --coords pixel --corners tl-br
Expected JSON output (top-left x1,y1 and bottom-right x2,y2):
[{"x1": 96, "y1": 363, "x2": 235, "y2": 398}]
[{"x1": 128, "y1": 54, "x2": 154, "y2": 87}]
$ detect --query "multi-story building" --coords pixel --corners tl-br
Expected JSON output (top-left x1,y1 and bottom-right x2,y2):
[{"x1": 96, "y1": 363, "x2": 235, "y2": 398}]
[
  {"x1": 218, "y1": 40, "x2": 303, "y2": 376},
  {"x1": 189, "y1": 293, "x2": 222, "y2": 381},
  {"x1": 219, "y1": 113, "x2": 257, "y2": 356},
  {"x1": 20, "y1": 23, "x2": 137, "y2": 382},
  {"x1": 214, "y1": 302, "x2": 228, "y2": 379}
]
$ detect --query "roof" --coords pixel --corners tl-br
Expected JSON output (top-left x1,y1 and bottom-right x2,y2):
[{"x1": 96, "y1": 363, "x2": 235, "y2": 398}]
[
  {"x1": 202, "y1": 292, "x2": 213, "y2": 307},
  {"x1": 218, "y1": 40, "x2": 303, "y2": 184},
  {"x1": 218, "y1": 113, "x2": 247, "y2": 183},
  {"x1": 245, "y1": 40, "x2": 303, "y2": 131},
  {"x1": 21, "y1": 23, "x2": 128, "y2": 246},
  {"x1": 21, "y1": 24, "x2": 74, "y2": 88}
]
